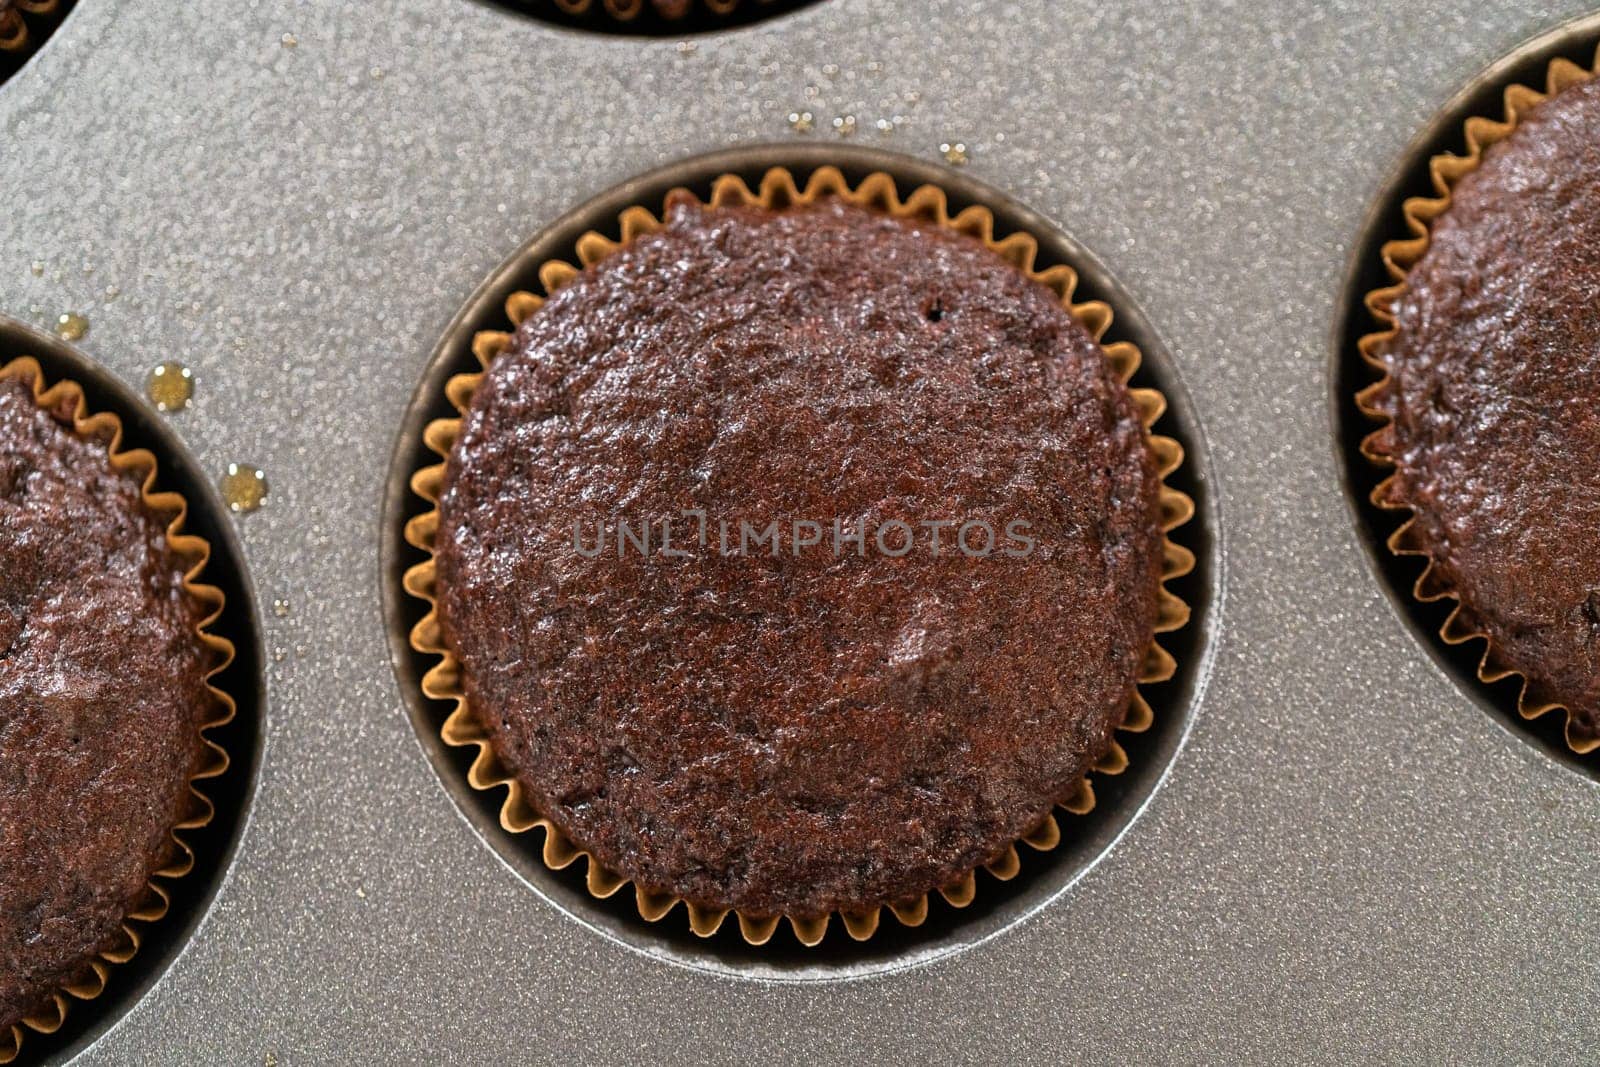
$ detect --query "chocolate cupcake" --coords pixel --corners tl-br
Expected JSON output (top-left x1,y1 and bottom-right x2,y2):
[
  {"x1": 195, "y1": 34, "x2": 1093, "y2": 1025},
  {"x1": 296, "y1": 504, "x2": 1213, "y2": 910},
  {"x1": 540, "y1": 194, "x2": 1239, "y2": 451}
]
[
  {"x1": 532, "y1": 0, "x2": 783, "y2": 25},
  {"x1": 555, "y1": 0, "x2": 693, "y2": 16},
  {"x1": 0, "y1": 359, "x2": 233, "y2": 1063},
  {"x1": 1359, "y1": 52, "x2": 1600, "y2": 754},
  {"x1": 407, "y1": 167, "x2": 1193, "y2": 944}
]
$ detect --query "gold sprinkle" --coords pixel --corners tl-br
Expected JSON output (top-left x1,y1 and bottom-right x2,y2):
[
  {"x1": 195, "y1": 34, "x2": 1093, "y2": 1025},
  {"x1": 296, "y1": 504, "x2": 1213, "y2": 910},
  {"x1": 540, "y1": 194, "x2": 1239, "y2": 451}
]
[
  {"x1": 369, "y1": 66, "x2": 384, "y2": 79},
  {"x1": 104, "y1": 284, "x2": 121, "y2": 301},
  {"x1": 787, "y1": 110, "x2": 814, "y2": 134},
  {"x1": 54, "y1": 312, "x2": 88, "y2": 341},
  {"x1": 832, "y1": 114, "x2": 857, "y2": 137},
  {"x1": 272, "y1": 598, "x2": 290, "y2": 618},
  {"x1": 146, "y1": 362, "x2": 194, "y2": 412},
  {"x1": 676, "y1": 40, "x2": 697, "y2": 55},
  {"x1": 874, "y1": 117, "x2": 897, "y2": 136},
  {"x1": 940, "y1": 141, "x2": 970, "y2": 166},
  {"x1": 222, "y1": 463, "x2": 269, "y2": 513},
  {"x1": 280, "y1": 32, "x2": 297, "y2": 48},
  {"x1": 355, "y1": 886, "x2": 366, "y2": 899},
  {"x1": 29, "y1": 261, "x2": 43, "y2": 276}
]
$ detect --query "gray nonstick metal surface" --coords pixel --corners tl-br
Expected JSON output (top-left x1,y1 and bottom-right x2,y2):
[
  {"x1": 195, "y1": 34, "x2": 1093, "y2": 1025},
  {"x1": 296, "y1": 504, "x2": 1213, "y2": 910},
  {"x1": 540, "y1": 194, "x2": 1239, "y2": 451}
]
[{"x1": 2, "y1": 0, "x2": 1599, "y2": 1062}]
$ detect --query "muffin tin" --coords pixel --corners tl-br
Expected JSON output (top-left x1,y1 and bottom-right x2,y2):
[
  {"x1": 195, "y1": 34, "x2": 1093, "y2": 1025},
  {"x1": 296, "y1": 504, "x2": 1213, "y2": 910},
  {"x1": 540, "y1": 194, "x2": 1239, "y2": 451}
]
[{"x1": 5, "y1": 0, "x2": 1600, "y2": 1061}]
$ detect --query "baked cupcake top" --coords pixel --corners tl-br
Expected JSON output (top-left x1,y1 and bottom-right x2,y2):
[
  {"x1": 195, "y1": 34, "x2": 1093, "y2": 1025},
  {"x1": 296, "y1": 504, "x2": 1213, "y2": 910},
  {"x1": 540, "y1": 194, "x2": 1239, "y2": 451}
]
[
  {"x1": 0, "y1": 375, "x2": 212, "y2": 1031},
  {"x1": 434, "y1": 198, "x2": 1165, "y2": 919},
  {"x1": 1372, "y1": 75, "x2": 1600, "y2": 745}
]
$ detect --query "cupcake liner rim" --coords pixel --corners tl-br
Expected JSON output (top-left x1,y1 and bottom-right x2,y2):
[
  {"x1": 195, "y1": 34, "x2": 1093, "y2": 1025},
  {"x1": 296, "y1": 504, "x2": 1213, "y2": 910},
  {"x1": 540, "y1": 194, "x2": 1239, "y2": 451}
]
[
  {"x1": 0, "y1": 0, "x2": 60, "y2": 54},
  {"x1": 551, "y1": 0, "x2": 754, "y2": 19}
]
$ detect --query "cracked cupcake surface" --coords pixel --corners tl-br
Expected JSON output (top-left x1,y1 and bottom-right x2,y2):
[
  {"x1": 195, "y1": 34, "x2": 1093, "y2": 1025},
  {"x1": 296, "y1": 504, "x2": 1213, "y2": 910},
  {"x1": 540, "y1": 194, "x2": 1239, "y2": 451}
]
[
  {"x1": 433, "y1": 198, "x2": 1165, "y2": 919},
  {"x1": 1370, "y1": 75, "x2": 1600, "y2": 747},
  {"x1": 0, "y1": 376, "x2": 211, "y2": 1032}
]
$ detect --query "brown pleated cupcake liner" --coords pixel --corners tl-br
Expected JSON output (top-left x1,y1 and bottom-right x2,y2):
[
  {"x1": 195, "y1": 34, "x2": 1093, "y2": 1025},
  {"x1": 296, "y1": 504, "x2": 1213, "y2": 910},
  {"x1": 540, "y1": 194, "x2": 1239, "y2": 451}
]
[
  {"x1": 404, "y1": 165, "x2": 1195, "y2": 947},
  {"x1": 0, "y1": 357, "x2": 236, "y2": 1064},
  {"x1": 1355, "y1": 46, "x2": 1600, "y2": 756},
  {"x1": 547, "y1": 0, "x2": 768, "y2": 21},
  {"x1": 0, "y1": 0, "x2": 59, "y2": 54}
]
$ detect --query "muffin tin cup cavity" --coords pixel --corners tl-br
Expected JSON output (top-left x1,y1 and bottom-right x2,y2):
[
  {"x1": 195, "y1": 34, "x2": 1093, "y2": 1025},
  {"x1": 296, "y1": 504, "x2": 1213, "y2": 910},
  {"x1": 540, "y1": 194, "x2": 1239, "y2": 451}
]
[
  {"x1": 0, "y1": 317, "x2": 264, "y2": 1064},
  {"x1": 383, "y1": 144, "x2": 1219, "y2": 973},
  {"x1": 484, "y1": 0, "x2": 824, "y2": 36},
  {"x1": 1334, "y1": 13, "x2": 1600, "y2": 777}
]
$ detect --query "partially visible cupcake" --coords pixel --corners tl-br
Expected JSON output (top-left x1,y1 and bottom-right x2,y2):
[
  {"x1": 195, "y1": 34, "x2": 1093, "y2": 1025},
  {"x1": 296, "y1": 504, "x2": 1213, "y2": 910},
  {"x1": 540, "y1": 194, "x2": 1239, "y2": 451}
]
[
  {"x1": 408, "y1": 167, "x2": 1193, "y2": 944},
  {"x1": 1360, "y1": 56, "x2": 1600, "y2": 752},
  {"x1": 0, "y1": 2, "x2": 27, "y2": 53},
  {"x1": 540, "y1": 0, "x2": 774, "y2": 24},
  {"x1": 0, "y1": 1, "x2": 60, "y2": 59},
  {"x1": 0, "y1": 360, "x2": 232, "y2": 1063}
]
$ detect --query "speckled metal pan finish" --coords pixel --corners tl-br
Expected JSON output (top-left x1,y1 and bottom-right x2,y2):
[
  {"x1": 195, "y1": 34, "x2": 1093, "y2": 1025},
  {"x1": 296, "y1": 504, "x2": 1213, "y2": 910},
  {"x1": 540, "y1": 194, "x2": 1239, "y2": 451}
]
[{"x1": 4, "y1": 1, "x2": 1600, "y2": 1063}]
